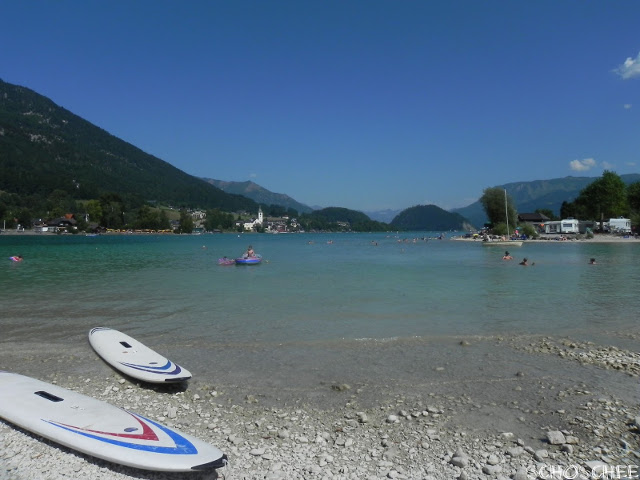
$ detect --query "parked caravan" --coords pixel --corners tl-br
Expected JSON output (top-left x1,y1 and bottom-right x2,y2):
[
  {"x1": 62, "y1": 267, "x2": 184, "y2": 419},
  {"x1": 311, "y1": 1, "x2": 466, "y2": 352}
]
[
  {"x1": 608, "y1": 217, "x2": 631, "y2": 233},
  {"x1": 543, "y1": 219, "x2": 580, "y2": 234},
  {"x1": 560, "y1": 219, "x2": 580, "y2": 233}
]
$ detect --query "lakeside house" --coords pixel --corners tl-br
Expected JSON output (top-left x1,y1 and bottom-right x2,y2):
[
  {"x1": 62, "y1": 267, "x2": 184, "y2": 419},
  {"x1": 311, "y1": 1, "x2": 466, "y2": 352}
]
[
  {"x1": 517, "y1": 212, "x2": 550, "y2": 234},
  {"x1": 33, "y1": 214, "x2": 78, "y2": 233}
]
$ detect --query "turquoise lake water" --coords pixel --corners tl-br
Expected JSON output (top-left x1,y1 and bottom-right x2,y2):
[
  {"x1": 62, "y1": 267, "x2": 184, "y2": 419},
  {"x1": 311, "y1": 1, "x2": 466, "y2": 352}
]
[
  {"x1": 2, "y1": 232, "x2": 639, "y2": 341},
  {"x1": 2, "y1": 232, "x2": 639, "y2": 405}
]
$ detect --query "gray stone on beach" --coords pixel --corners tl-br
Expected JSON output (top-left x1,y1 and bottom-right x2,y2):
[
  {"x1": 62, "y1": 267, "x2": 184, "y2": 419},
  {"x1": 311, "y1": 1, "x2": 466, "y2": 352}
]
[
  {"x1": 533, "y1": 449, "x2": 549, "y2": 462},
  {"x1": 331, "y1": 383, "x2": 351, "y2": 391},
  {"x1": 453, "y1": 447, "x2": 466, "y2": 458},
  {"x1": 228, "y1": 435, "x2": 244, "y2": 445},
  {"x1": 561, "y1": 444, "x2": 574, "y2": 454},
  {"x1": 545, "y1": 430, "x2": 566, "y2": 445},
  {"x1": 513, "y1": 467, "x2": 529, "y2": 480},
  {"x1": 482, "y1": 464, "x2": 502, "y2": 475},
  {"x1": 450, "y1": 456, "x2": 468, "y2": 467},
  {"x1": 506, "y1": 446, "x2": 524, "y2": 457}
]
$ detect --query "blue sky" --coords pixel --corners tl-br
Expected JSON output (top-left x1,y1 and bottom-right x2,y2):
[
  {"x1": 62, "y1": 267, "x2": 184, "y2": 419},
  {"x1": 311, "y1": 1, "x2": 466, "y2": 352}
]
[{"x1": 2, "y1": 1, "x2": 639, "y2": 212}]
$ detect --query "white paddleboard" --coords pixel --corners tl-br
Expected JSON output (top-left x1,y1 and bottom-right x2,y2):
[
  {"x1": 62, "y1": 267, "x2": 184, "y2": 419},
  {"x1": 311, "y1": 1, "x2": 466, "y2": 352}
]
[
  {"x1": 89, "y1": 327, "x2": 192, "y2": 383},
  {"x1": 0, "y1": 372, "x2": 227, "y2": 472}
]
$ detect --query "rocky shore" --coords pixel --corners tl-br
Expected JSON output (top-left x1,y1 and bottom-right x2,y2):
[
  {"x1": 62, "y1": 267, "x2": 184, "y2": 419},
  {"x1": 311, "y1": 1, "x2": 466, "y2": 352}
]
[{"x1": 2, "y1": 334, "x2": 640, "y2": 480}]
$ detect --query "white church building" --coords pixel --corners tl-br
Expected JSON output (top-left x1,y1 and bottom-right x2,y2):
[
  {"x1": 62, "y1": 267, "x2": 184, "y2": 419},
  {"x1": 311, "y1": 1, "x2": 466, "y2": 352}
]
[{"x1": 243, "y1": 207, "x2": 264, "y2": 231}]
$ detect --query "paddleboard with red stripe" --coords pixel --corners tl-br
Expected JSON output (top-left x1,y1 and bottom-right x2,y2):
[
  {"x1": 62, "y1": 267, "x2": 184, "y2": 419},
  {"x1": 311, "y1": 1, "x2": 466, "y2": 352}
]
[{"x1": 0, "y1": 372, "x2": 226, "y2": 472}]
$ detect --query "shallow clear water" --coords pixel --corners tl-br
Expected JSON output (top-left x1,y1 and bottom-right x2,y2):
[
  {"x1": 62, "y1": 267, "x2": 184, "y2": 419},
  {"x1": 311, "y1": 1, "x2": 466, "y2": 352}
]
[
  {"x1": 2, "y1": 233, "x2": 639, "y2": 342},
  {"x1": 2, "y1": 232, "x2": 639, "y2": 405}
]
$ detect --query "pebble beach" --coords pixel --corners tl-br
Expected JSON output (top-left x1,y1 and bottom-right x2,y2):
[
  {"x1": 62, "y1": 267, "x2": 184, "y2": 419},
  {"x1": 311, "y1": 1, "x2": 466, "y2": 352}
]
[{"x1": 2, "y1": 332, "x2": 640, "y2": 480}]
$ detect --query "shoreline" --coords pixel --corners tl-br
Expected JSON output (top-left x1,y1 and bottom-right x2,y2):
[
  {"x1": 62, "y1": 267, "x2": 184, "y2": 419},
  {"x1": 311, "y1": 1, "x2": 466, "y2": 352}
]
[
  {"x1": 451, "y1": 233, "x2": 639, "y2": 244},
  {"x1": 1, "y1": 229, "x2": 638, "y2": 243},
  {"x1": 2, "y1": 333, "x2": 639, "y2": 480}
]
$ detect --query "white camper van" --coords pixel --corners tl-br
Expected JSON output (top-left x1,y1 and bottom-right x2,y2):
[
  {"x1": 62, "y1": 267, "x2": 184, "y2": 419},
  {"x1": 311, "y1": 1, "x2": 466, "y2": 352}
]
[
  {"x1": 543, "y1": 219, "x2": 580, "y2": 234},
  {"x1": 608, "y1": 217, "x2": 631, "y2": 234}
]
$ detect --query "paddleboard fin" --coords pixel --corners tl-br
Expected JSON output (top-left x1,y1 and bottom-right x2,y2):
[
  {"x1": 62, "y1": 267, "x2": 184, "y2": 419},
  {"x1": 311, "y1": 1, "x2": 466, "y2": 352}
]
[{"x1": 191, "y1": 454, "x2": 228, "y2": 471}]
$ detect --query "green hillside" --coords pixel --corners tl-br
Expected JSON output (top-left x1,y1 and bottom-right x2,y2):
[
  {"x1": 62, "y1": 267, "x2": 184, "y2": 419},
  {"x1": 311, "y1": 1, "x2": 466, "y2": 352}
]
[
  {"x1": 300, "y1": 207, "x2": 389, "y2": 231},
  {"x1": 0, "y1": 79, "x2": 256, "y2": 212},
  {"x1": 390, "y1": 205, "x2": 473, "y2": 231}
]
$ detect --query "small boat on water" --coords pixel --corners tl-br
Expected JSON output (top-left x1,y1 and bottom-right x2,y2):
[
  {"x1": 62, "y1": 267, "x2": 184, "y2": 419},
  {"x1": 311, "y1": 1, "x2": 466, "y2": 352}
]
[
  {"x1": 235, "y1": 255, "x2": 262, "y2": 265},
  {"x1": 482, "y1": 240, "x2": 523, "y2": 247}
]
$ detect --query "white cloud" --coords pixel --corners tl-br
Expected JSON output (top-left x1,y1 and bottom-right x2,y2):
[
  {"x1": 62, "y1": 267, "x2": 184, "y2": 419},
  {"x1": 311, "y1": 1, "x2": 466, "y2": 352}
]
[
  {"x1": 624, "y1": 104, "x2": 632, "y2": 109},
  {"x1": 249, "y1": 172, "x2": 257, "y2": 179},
  {"x1": 569, "y1": 158, "x2": 597, "y2": 172},
  {"x1": 614, "y1": 52, "x2": 640, "y2": 79},
  {"x1": 601, "y1": 161, "x2": 614, "y2": 169},
  {"x1": 626, "y1": 162, "x2": 637, "y2": 167}
]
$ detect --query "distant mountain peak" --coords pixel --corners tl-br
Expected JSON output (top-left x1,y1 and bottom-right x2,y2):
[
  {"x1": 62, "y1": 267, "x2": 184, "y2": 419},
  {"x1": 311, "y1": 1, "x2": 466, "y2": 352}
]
[
  {"x1": 202, "y1": 178, "x2": 313, "y2": 214},
  {"x1": 390, "y1": 204, "x2": 473, "y2": 231}
]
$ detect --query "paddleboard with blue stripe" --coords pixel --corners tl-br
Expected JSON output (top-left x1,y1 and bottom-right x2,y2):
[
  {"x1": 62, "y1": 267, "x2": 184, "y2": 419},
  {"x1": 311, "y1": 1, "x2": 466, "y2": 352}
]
[
  {"x1": 0, "y1": 372, "x2": 227, "y2": 472},
  {"x1": 89, "y1": 327, "x2": 192, "y2": 383}
]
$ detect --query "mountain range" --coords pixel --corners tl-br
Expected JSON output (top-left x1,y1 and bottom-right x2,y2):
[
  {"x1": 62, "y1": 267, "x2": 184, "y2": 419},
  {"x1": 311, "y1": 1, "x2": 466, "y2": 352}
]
[
  {"x1": 452, "y1": 174, "x2": 640, "y2": 229},
  {"x1": 1, "y1": 78, "x2": 637, "y2": 231},
  {"x1": 202, "y1": 179, "x2": 313, "y2": 214}
]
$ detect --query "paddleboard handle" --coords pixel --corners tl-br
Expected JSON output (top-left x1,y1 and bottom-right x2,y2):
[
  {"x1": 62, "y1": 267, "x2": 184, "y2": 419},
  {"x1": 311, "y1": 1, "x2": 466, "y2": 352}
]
[{"x1": 34, "y1": 391, "x2": 64, "y2": 402}]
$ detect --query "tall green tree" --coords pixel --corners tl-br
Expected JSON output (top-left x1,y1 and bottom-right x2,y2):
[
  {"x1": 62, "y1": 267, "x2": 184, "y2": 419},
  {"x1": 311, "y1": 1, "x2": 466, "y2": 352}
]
[
  {"x1": 15, "y1": 207, "x2": 33, "y2": 228},
  {"x1": 480, "y1": 187, "x2": 517, "y2": 229},
  {"x1": 627, "y1": 182, "x2": 640, "y2": 229},
  {"x1": 627, "y1": 182, "x2": 640, "y2": 212},
  {"x1": 99, "y1": 193, "x2": 125, "y2": 229},
  {"x1": 47, "y1": 189, "x2": 76, "y2": 218},
  {"x1": 86, "y1": 200, "x2": 103, "y2": 225},
  {"x1": 205, "y1": 209, "x2": 234, "y2": 231},
  {"x1": 573, "y1": 170, "x2": 627, "y2": 225},
  {"x1": 560, "y1": 200, "x2": 587, "y2": 220},
  {"x1": 178, "y1": 210, "x2": 194, "y2": 234},
  {"x1": 135, "y1": 205, "x2": 170, "y2": 230}
]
